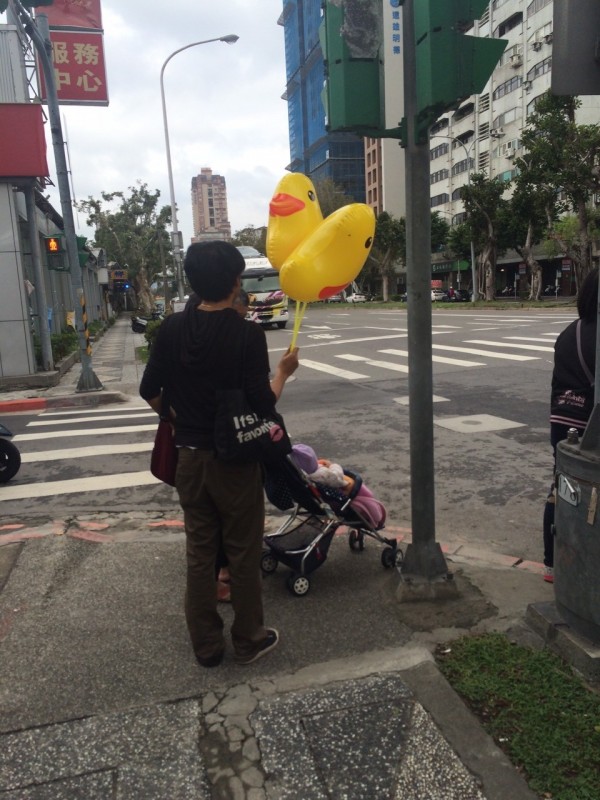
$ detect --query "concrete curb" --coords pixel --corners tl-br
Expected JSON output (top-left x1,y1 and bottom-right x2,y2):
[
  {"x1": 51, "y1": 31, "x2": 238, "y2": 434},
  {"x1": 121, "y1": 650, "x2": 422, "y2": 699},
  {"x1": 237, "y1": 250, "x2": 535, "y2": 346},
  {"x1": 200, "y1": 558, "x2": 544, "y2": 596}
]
[{"x1": 0, "y1": 391, "x2": 129, "y2": 414}]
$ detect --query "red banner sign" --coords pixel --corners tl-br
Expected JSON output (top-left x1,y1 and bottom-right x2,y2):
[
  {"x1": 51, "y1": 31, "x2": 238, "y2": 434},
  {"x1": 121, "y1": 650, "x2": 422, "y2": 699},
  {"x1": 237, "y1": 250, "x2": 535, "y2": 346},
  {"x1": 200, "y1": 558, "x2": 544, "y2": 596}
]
[
  {"x1": 38, "y1": 30, "x2": 108, "y2": 105},
  {"x1": 40, "y1": 0, "x2": 103, "y2": 31}
]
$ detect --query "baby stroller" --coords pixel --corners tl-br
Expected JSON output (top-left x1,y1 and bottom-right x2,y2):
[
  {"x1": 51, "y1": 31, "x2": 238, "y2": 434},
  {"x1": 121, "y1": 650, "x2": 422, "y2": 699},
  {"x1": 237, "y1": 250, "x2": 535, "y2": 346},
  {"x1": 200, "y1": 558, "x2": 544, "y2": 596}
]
[{"x1": 262, "y1": 454, "x2": 402, "y2": 596}]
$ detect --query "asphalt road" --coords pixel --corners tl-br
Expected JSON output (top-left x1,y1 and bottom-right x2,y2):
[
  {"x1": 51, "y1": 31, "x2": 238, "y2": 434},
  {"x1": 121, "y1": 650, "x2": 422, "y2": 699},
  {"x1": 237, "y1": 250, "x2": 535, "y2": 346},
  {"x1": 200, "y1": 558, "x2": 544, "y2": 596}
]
[{"x1": 3, "y1": 304, "x2": 577, "y2": 563}]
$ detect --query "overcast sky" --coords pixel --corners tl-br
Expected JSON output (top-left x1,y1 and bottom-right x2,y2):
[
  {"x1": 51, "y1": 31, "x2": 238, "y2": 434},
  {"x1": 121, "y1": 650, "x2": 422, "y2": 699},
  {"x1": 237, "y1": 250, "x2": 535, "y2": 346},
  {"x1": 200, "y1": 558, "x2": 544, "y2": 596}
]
[{"x1": 5, "y1": 0, "x2": 291, "y2": 246}]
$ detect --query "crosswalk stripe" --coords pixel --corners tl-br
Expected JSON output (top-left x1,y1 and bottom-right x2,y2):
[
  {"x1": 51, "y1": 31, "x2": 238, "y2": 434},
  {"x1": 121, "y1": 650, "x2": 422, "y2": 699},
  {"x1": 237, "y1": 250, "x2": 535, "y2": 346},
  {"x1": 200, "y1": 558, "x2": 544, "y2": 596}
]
[
  {"x1": 504, "y1": 336, "x2": 557, "y2": 342},
  {"x1": 337, "y1": 354, "x2": 410, "y2": 373},
  {"x1": 13, "y1": 424, "x2": 158, "y2": 442},
  {"x1": 27, "y1": 412, "x2": 155, "y2": 427},
  {"x1": 432, "y1": 344, "x2": 536, "y2": 361},
  {"x1": 0, "y1": 471, "x2": 161, "y2": 502},
  {"x1": 41, "y1": 406, "x2": 149, "y2": 417},
  {"x1": 299, "y1": 359, "x2": 369, "y2": 379},
  {"x1": 380, "y1": 349, "x2": 484, "y2": 367},
  {"x1": 20, "y1": 443, "x2": 154, "y2": 463},
  {"x1": 466, "y1": 339, "x2": 555, "y2": 352}
]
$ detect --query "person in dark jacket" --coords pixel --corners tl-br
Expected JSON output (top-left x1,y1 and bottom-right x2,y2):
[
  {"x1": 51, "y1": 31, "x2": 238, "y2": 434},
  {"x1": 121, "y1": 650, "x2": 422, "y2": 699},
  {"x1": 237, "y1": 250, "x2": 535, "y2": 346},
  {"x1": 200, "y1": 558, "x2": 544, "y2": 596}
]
[
  {"x1": 543, "y1": 267, "x2": 598, "y2": 582},
  {"x1": 140, "y1": 241, "x2": 298, "y2": 666}
]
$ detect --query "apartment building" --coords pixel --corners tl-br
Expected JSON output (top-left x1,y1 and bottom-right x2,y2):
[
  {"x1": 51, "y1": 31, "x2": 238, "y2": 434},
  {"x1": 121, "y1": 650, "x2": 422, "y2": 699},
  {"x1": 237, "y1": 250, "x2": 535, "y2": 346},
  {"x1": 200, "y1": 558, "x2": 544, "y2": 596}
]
[{"x1": 190, "y1": 168, "x2": 231, "y2": 243}]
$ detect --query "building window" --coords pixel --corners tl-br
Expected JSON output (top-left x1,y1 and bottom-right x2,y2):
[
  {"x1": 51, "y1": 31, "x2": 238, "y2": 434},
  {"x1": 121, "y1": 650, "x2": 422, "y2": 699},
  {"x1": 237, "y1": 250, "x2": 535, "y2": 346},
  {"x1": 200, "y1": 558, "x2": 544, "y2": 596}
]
[
  {"x1": 430, "y1": 169, "x2": 449, "y2": 185},
  {"x1": 451, "y1": 158, "x2": 475, "y2": 176},
  {"x1": 453, "y1": 212, "x2": 468, "y2": 224},
  {"x1": 493, "y1": 12, "x2": 523, "y2": 38},
  {"x1": 451, "y1": 187, "x2": 463, "y2": 201},
  {"x1": 492, "y1": 106, "x2": 522, "y2": 128},
  {"x1": 431, "y1": 118, "x2": 449, "y2": 134},
  {"x1": 527, "y1": 56, "x2": 552, "y2": 81},
  {"x1": 453, "y1": 102, "x2": 474, "y2": 122},
  {"x1": 430, "y1": 143, "x2": 449, "y2": 160},
  {"x1": 493, "y1": 75, "x2": 522, "y2": 100},
  {"x1": 430, "y1": 193, "x2": 449, "y2": 208},
  {"x1": 527, "y1": 0, "x2": 551, "y2": 16}
]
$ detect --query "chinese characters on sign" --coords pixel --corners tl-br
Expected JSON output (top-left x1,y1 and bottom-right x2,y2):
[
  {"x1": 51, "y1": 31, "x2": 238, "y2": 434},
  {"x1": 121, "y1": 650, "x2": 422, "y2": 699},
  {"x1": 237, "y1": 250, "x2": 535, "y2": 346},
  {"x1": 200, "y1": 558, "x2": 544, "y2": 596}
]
[
  {"x1": 38, "y1": 30, "x2": 108, "y2": 105},
  {"x1": 389, "y1": 0, "x2": 401, "y2": 57}
]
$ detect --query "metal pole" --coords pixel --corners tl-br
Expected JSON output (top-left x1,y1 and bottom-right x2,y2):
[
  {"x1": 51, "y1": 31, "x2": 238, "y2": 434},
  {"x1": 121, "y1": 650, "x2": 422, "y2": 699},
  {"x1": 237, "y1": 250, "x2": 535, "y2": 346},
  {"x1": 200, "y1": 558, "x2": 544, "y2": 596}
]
[
  {"x1": 23, "y1": 181, "x2": 54, "y2": 371},
  {"x1": 18, "y1": 5, "x2": 103, "y2": 391},
  {"x1": 401, "y1": 0, "x2": 449, "y2": 581},
  {"x1": 159, "y1": 35, "x2": 239, "y2": 300}
]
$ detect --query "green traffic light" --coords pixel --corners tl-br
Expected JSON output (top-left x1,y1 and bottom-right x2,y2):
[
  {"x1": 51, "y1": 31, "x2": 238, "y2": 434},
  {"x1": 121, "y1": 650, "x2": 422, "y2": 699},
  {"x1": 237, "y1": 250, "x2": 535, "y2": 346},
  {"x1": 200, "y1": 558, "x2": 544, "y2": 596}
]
[{"x1": 414, "y1": 0, "x2": 507, "y2": 141}]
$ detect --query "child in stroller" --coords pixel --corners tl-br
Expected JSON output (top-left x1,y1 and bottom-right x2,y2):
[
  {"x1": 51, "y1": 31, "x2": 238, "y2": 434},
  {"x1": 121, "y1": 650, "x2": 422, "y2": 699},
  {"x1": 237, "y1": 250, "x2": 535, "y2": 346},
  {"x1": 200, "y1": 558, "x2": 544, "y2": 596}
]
[{"x1": 262, "y1": 443, "x2": 402, "y2": 596}]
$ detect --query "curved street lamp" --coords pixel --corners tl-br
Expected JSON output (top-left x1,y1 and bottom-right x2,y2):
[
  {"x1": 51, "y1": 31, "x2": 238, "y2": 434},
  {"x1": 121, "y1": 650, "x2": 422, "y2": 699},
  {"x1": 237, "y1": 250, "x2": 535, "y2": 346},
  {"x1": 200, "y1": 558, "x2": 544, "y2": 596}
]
[
  {"x1": 431, "y1": 134, "x2": 477, "y2": 303},
  {"x1": 160, "y1": 34, "x2": 239, "y2": 300}
]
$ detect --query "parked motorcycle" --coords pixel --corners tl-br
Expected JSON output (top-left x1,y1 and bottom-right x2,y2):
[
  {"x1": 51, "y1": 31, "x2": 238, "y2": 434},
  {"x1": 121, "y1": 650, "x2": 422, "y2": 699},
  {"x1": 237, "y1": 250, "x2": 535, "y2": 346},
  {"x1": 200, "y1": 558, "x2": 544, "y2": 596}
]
[
  {"x1": 131, "y1": 316, "x2": 148, "y2": 334},
  {"x1": 0, "y1": 422, "x2": 21, "y2": 483}
]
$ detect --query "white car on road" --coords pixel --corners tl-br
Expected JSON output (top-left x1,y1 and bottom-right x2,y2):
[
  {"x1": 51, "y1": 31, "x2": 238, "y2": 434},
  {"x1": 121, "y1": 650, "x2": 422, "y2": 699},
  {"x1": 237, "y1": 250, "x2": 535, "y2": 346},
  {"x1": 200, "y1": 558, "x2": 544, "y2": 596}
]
[{"x1": 346, "y1": 293, "x2": 367, "y2": 303}]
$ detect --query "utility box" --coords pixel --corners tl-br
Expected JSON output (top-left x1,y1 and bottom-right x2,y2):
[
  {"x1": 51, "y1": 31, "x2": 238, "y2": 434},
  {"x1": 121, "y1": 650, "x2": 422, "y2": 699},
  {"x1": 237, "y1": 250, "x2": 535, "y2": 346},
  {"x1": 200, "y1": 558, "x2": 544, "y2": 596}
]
[{"x1": 555, "y1": 430, "x2": 600, "y2": 645}]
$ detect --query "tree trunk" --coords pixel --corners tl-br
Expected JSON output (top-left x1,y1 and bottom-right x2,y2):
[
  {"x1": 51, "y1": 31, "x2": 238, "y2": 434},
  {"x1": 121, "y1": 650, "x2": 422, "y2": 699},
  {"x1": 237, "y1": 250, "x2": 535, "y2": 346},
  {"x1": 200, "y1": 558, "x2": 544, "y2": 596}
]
[
  {"x1": 480, "y1": 242, "x2": 496, "y2": 301},
  {"x1": 135, "y1": 265, "x2": 155, "y2": 314}
]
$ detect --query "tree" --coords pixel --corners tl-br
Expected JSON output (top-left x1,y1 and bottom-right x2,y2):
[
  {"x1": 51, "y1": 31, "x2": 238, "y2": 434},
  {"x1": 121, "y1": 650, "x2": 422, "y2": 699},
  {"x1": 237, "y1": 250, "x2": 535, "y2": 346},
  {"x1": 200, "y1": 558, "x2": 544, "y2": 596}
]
[
  {"x1": 431, "y1": 212, "x2": 450, "y2": 253},
  {"x1": 459, "y1": 173, "x2": 510, "y2": 300},
  {"x1": 77, "y1": 183, "x2": 172, "y2": 314},
  {"x1": 519, "y1": 92, "x2": 600, "y2": 288},
  {"x1": 368, "y1": 212, "x2": 405, "y2": 301},
  {"x1": 313, "y1": 177, "x2": 353, "y2": 218},
  {"x1": 231, "y1": 226, "x2": 267, "y2": 254},
  {"x1": 504, "y1": 171, "x2": 554, "y2": 300}
]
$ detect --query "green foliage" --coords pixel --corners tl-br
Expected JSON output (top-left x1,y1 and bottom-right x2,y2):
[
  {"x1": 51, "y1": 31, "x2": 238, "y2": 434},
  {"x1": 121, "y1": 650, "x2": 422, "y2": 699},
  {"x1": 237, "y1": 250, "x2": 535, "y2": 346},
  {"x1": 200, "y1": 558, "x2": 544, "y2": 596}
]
[
  {"x1": 76, "y1": 182, "x2": 171, "y2": 288},
  {"x1": 144, "y1": 319, "x2": 163, "y2": 351},
  {"x1": 231, "y1": 226, "x2": 267, "y2": 254},
  {"x1": 431, "y1": 212, "x2": 450, "y2": 252},
  {"x1": 437, "y1": 633, "x2": 600, "y2": 800},
  {"x1": 53, "y1": 331, "x2": 78, "y2": 360},
  {"x1": 313, "y1": 178, "x2": 353, "y2": 218}
]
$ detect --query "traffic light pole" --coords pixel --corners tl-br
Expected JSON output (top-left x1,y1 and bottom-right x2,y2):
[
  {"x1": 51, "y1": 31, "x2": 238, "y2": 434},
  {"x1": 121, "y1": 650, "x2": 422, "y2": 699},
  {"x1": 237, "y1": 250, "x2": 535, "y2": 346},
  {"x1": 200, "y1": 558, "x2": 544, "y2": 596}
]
[
  {"x1": 399, "y1": 0, "x2": 451, "y2": 588},
  {"x1": 15, "y1": 2, "x2": 103, "y2": 392}
]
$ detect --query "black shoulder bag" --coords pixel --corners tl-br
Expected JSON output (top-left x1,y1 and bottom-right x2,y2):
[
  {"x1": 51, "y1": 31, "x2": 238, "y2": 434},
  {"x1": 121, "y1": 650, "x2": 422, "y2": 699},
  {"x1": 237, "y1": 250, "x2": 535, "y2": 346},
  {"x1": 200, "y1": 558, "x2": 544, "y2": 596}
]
[{"x1": 213, "y1": 325, "x2": 291, "y2": 463}]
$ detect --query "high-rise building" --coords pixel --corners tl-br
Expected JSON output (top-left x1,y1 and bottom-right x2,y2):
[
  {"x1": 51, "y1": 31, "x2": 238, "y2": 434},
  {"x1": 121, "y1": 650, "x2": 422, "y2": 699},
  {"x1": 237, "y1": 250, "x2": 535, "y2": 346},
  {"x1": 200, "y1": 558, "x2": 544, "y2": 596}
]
[
  {"x1": 191, "y1": 168, "x2": 231, "y2": 243},
  {"x1": 280, "y1": 0, "x2": 366, "y2": 202}
]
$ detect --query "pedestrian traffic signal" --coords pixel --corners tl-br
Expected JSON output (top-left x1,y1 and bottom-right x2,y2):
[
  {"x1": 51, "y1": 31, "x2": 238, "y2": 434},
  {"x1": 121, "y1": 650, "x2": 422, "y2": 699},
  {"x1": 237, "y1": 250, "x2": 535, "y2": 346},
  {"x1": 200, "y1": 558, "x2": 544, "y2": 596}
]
[
  {"x1": 44, "y1": 236, "x2": 63, "y2": 254},
  {"x1": 319, "y1": 0, "x2": 385, "y2": 133},
  {"x1": 415, "y1": 1, "x2": 507, "y2": 141}
]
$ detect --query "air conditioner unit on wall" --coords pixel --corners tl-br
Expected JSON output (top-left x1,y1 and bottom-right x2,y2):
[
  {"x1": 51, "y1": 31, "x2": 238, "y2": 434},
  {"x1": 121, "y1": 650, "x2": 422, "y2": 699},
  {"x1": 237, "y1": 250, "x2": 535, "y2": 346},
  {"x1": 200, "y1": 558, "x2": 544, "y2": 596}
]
[
  {"x1": 507, "y1": 152, "x2": 516, "y2": 161},
  {"x1": 510, "y1": 54, "x2": 523, "y2": 67},
  {"x1": 544, "y1": 32, "x2": 553, "y2": 43},
  {"x1": 532, "y1": 40, "x2": 543, "y2": 51}
]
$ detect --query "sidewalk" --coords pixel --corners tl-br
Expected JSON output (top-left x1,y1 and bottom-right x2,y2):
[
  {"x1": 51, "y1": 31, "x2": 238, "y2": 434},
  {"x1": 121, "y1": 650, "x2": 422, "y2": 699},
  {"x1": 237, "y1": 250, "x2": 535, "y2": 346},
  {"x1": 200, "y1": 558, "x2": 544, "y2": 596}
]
[{"x1": 0, "y1": 316, "x2": 586, "y2": 799}]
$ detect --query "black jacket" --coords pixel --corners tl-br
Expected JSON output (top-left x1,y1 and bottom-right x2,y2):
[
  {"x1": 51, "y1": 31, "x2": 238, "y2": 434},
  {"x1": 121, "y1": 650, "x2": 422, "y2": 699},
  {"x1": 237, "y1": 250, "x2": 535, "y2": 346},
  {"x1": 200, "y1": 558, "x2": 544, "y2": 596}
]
[
  {"x1": 550, "y1": 318, "x2": 597, "y2": 429},
  {"x1": 140, "y1": 305, "x2": 277, "y2": 448}
]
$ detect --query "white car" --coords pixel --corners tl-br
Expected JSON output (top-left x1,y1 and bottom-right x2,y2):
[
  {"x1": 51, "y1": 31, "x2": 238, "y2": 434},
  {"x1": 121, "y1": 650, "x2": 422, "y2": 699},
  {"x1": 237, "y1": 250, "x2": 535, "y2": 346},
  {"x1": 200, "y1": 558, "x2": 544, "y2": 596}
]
[
  {"x1": 431, "y1": 288, "x2": 446, "y2": 302},
  {"x1": 346, "y1": 293, "x2": 367, "y2": 303}
]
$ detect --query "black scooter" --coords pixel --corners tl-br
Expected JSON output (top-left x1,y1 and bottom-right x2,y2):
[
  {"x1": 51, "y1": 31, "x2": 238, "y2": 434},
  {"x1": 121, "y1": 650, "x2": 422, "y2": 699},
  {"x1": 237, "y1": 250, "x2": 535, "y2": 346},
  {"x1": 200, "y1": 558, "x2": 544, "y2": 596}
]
[{"x1": 0, "y1": 422, "x2": 21, "y2": 483}]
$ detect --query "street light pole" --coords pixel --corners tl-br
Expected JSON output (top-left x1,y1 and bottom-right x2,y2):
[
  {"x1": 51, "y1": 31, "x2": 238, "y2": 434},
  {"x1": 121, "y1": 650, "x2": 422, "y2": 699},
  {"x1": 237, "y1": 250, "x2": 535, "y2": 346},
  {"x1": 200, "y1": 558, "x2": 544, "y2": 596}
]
[
  {"x1": 431, "y1": 135, "x2": 477, "y2": 302},
  {"x1": 160, "y1": 34, "x2": 239, "y2": 301}
]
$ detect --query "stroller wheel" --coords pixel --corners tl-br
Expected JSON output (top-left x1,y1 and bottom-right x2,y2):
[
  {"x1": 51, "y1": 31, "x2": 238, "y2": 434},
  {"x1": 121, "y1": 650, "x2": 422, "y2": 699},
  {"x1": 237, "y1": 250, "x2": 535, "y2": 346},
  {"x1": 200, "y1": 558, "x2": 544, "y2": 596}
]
[
  {"x1": 381, "y1": 546, "x2": 397, "y2": 569},
  {"x1": 348, "y1": 530, "x2": 365, "y2": 552},
  {"x1": 261, "y1": 551, "x2": 278, "y2": 575},
  {"x1": 287, "y1": 573, "x2": 310, "y2": 597}
]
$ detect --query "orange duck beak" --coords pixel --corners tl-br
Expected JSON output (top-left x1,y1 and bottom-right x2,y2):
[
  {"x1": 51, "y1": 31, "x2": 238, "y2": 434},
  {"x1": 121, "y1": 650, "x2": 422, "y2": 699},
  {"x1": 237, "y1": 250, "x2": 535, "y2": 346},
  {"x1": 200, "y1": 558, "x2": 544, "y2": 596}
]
[{"x1": 269, "y1": 192, "x2": 306, "y2": 217}]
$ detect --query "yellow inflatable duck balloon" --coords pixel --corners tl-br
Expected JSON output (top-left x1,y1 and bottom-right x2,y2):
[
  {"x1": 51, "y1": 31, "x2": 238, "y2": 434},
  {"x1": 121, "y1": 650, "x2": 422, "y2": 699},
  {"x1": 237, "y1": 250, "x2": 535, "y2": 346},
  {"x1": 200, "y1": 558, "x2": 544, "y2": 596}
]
[
  {"x1": 266, "y1": 173, "x2": 323, "y2": 270},
  {"x1": 279, "y1": 203, "x2": 375, "y2": 303}
]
